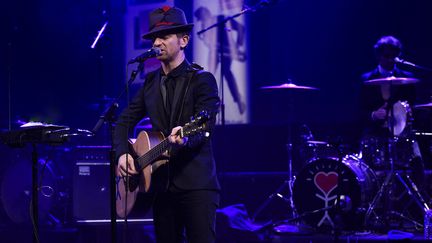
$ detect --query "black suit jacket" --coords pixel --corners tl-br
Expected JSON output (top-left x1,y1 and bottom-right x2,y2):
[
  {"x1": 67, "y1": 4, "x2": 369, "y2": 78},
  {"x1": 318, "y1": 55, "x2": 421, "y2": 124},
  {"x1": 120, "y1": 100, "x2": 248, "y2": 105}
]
[{"x1": 113, "y1": 60, "x2": 220, "y2": 191}]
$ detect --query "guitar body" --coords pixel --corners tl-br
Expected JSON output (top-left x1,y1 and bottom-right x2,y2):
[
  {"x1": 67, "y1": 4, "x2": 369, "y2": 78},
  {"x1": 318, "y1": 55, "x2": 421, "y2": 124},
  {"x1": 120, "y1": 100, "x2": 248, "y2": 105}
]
[
  {"x1": 115, "y1": 110, "x2": 211, "y2": 218},
  {"x1": 116, "y1": 131, "x2": 166, "y2": 218}
]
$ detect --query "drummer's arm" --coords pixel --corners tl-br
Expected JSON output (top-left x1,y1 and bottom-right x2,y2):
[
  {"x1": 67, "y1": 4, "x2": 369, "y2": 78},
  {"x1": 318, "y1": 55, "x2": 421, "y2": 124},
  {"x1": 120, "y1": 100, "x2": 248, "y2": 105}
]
[{"x1": 371, "y1": 102, "x2": 388, "y2": 121}]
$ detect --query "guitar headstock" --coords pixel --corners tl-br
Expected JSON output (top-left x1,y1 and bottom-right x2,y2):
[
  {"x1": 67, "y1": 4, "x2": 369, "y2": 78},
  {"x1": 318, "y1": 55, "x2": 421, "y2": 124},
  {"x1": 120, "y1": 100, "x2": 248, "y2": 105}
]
[{"x1": 180, "y1": 110, "x2": 212, "y2": 138}]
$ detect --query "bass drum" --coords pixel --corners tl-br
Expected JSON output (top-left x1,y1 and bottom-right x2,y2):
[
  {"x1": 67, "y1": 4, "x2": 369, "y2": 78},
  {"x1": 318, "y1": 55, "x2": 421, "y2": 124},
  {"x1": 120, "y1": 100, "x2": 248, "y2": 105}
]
[{"x1": 293, "y1": 156, "x2": 378, "y2": 230}]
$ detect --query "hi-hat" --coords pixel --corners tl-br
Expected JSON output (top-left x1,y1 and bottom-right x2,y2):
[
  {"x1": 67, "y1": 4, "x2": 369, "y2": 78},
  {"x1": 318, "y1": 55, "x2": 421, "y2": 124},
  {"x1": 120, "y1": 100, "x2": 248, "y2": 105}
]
[
  {"x1": 364, "y1": 76, "x2": 419, "y2": 85},
  {"x1": 260, "y1": 83, "x2": 319, "y2": 90},
  {"x1": 414, "y1": 102, "x2": 432, "y2": 109}
]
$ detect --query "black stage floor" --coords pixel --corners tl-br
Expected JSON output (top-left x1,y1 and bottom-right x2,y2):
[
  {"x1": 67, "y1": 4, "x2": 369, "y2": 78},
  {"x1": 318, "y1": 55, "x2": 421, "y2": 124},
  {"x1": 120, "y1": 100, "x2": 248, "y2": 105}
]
[{"x1": 1, "y1": 223, "x2": 431, "y2": 243}]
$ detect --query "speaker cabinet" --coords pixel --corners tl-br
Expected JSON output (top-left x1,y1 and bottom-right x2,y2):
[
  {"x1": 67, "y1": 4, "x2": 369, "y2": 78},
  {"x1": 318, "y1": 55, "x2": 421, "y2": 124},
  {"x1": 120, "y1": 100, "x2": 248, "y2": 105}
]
[{"x1": 72, "y1": 146, "x2": 152, "y2": 223}]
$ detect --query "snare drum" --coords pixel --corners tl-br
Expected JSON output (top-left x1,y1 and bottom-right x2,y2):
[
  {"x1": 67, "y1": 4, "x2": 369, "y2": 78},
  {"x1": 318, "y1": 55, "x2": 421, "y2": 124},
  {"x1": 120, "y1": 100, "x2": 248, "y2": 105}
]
[{"x1": 293, "y1": 156, "x2": 377, "y2": 230}]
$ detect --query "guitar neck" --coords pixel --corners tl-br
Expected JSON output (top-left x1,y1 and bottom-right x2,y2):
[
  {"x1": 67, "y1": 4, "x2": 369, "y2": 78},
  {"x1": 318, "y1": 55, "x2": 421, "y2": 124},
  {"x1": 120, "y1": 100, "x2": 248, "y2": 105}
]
[
  {"x1": 136, "y1": 138, "x2": 169, "y2": 170},
  {"x1": 135, "y1": 128, "x2": 182, "y2": 170}
]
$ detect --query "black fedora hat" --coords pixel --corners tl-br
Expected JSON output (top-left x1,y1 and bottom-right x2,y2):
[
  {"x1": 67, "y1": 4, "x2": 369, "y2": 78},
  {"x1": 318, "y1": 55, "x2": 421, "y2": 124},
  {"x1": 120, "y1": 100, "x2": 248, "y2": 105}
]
[{"x1": 142, "y1": 6, "x2": 194, "y2": 40}]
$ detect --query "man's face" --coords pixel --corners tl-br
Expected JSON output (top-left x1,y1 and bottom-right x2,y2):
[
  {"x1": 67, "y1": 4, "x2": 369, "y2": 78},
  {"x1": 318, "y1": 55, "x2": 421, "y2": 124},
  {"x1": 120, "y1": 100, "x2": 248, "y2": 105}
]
[
  {"x1": 378, "y1": 47, "x2": 400, "y2": 71},
  {"x1": 152, "y1": 33, "x2": 188, "y2": 62}
]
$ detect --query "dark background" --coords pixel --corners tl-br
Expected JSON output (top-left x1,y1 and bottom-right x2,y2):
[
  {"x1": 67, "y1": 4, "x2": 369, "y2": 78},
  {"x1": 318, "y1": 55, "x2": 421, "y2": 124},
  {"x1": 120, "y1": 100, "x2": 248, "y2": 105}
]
[
  {"x1": 1, "y1": 0, "x2": 431, "y2": 134},
  {"x1": 1, "y1": 0, "x2": 432, "y2": 223}
]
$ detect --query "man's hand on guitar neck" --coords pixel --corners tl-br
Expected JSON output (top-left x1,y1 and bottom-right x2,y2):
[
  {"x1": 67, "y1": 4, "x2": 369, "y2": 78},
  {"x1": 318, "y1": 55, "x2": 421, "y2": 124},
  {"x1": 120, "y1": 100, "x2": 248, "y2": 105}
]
[
  {"x1": 168, "y1": 126, "x2": 188, "y2": 146},
  {"x1": 118, "y1": 153, "x2": 139, "y2": 177}
]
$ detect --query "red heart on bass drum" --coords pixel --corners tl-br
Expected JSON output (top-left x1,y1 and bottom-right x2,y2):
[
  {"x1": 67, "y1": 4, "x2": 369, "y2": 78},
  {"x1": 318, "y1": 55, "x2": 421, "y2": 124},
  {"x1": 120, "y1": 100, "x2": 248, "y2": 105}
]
[{"x1": 314, "y1": 171, "x2": 338, "y2": 194}]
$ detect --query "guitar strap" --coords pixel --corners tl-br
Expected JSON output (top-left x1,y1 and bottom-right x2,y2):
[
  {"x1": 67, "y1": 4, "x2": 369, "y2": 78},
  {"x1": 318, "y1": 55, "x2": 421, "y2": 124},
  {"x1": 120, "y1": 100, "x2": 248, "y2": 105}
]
[{"x1": 175, "y1": 63, "x2": 204, "y2": 125}]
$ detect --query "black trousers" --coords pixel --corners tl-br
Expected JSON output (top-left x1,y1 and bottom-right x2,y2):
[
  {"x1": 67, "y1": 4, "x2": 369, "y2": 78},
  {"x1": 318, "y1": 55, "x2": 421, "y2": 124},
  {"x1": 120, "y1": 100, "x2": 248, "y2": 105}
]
[{"x1": 153, "y1": 189, "x2": 220, "y2": 243}]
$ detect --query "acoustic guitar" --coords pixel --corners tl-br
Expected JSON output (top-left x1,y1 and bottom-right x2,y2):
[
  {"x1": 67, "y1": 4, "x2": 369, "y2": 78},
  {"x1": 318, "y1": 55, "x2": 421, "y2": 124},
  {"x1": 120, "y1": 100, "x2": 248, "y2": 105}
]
[{"x1": 116, "y1": 111, "x2": 210, "y2": 218}]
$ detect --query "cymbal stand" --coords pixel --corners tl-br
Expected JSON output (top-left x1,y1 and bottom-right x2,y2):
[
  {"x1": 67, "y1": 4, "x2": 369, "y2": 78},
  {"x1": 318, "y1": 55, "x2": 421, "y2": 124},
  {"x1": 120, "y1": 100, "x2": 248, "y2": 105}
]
[
  {"x1": 395, "y1": 172, "x2": 430, "y2": 212},
  {"x1": 364, "y1": 81, "x2": 430, "y2": 229},
  {"x1": 252, "y1": 90, "x2": 297, "y2": 221},
  {"x1": 373, "y1": 172, "x2": 430, "y2": 229},
  {"x1": 287, "y1": 140, "x2": 297, "y2": 219},
  {"x1": 285, "y1": 93, "x2": 297, "y2": 219}
]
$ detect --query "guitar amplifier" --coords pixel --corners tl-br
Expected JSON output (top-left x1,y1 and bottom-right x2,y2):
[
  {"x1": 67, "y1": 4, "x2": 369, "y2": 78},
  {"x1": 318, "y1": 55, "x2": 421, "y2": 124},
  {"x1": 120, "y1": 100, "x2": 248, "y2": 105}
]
[{"x1": 73, "y1": 145, "x2": 153, "y2": 223}]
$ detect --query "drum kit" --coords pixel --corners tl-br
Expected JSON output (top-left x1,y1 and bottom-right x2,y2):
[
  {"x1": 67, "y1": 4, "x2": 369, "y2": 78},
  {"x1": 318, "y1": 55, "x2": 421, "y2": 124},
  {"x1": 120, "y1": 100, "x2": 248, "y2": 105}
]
[{"x1": 255, "y1": 76, "x2": 432, "y2": 233}]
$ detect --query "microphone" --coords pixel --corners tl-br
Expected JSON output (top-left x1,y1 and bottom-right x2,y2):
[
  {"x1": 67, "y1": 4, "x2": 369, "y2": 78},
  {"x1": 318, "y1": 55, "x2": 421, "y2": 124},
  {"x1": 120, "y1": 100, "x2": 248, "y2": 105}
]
[
  {"x1": 395, "y1": 57, "x2": 432, "y2": 71},
  {"x1": 128, "y1": 47, "x2": 161, "y2": 64},
  {"x1": 395, "y1": 57, "x2": 418, "y2": 67}
]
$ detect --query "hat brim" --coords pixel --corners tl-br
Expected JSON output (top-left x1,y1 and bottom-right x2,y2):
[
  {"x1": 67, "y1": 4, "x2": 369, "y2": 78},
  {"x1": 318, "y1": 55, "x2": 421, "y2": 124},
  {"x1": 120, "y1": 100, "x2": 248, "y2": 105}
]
[{"x1": 142, "y1": 24, "x2": 194, "y2": 40}]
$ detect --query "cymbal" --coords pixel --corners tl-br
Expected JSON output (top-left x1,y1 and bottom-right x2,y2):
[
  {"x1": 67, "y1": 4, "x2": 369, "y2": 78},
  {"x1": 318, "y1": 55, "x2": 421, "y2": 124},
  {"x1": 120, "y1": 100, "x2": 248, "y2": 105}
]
[
  {"x1": 306, "y1": 140, "x2": 328, "y2": 145},
  {"x1": 260, "y1": 83, "x2": 319, "y2": 90},
  {"x1": 414, "y1": 102, "x2": 432, "y2": 109},
  {"x1": 364, "y1": 76, "x2": 420, "y2": 85}
]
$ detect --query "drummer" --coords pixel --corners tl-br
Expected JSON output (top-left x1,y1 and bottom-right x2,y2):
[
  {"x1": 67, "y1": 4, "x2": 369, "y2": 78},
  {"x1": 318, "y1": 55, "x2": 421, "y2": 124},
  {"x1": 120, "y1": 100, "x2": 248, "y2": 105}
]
[
  {"x1": 359, "y1": 36, "x2": 425, "y2": 183},
  {"x1": 360, "y1": 35, "x2": 417, "y2": 137}
]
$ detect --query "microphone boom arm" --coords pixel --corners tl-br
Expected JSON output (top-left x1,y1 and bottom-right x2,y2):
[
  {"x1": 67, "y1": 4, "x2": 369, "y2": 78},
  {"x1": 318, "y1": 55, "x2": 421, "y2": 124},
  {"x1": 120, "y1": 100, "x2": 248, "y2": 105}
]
[{"x1": 396, "y1": 57, "x2": 432, "y2": 72}]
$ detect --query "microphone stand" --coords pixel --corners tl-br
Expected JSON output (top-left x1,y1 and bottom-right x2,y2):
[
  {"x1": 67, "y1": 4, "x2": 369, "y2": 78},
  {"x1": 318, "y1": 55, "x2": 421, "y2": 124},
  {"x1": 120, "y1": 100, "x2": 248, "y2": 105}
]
[
  {"x1": 91, "y1": 61, "x2": 145, "y2": 243},
  {"x1": 397, "y1": 59, "x2": 432, "y2": 72},
  {"x1": 92, "y1": 101, "x2": 118, "y2": 243},
  {"x1": 333, "y1": 140, "x2": 345, "y2": 242},
  {"x1": 197, "y1": 0, "x2": 276, "y2": 125},
  {"x1": 218, "y1": 14, "x2": 225, "y2": 126}
]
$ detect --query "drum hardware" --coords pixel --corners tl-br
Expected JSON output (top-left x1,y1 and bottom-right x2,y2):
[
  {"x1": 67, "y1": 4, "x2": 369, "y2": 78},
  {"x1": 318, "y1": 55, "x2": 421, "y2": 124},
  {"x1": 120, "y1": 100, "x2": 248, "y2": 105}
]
[
  {"x1": 298, "y1": 122, "x2": 353, "y2": 167},
  {"x1": 360, "y1": 99, "x2": 415, "y2": 169},
  {"x1": 396, "y1": 172, "x2": 430, "y2": 212},
  {"x1": 414, "y1": 131, "x2": 432, "y2": 136},
  {"x1": 386, "y1": 210, "x2": 423, "y2": 229},
  {"x1": 363, "y1": 76, "x2": 420, "y2": 86},
  {"x1": 250, "y1": 138, "x2": 299, "y2": 222},
  {"x1": 365, "y1": 171, "x2": 430, "y2": 229},
  {"x1": 307, "y1": 140, "x2": 328, "y2": 145},
  {"x1": 251, "y1": 178, "x2": 295, "y2": 222},
  {"x1": 260, "y1": 82, "x2": 319, "y2": 91},
  {"x1": 363, "y1": 77, "x2": 429, "y2": 231},
  {"x1": 303, "y1": 140, "x2": 348, "y2": 163},
  {"x1": 254, "y1": 81, "x2": 319, "y2": 222},
  {"x1": 360, "y1": 136, "x2": 422, "y2": 170},
  {"x1": 271, "y1": 194, "x2": 351, "y2": 233}
]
